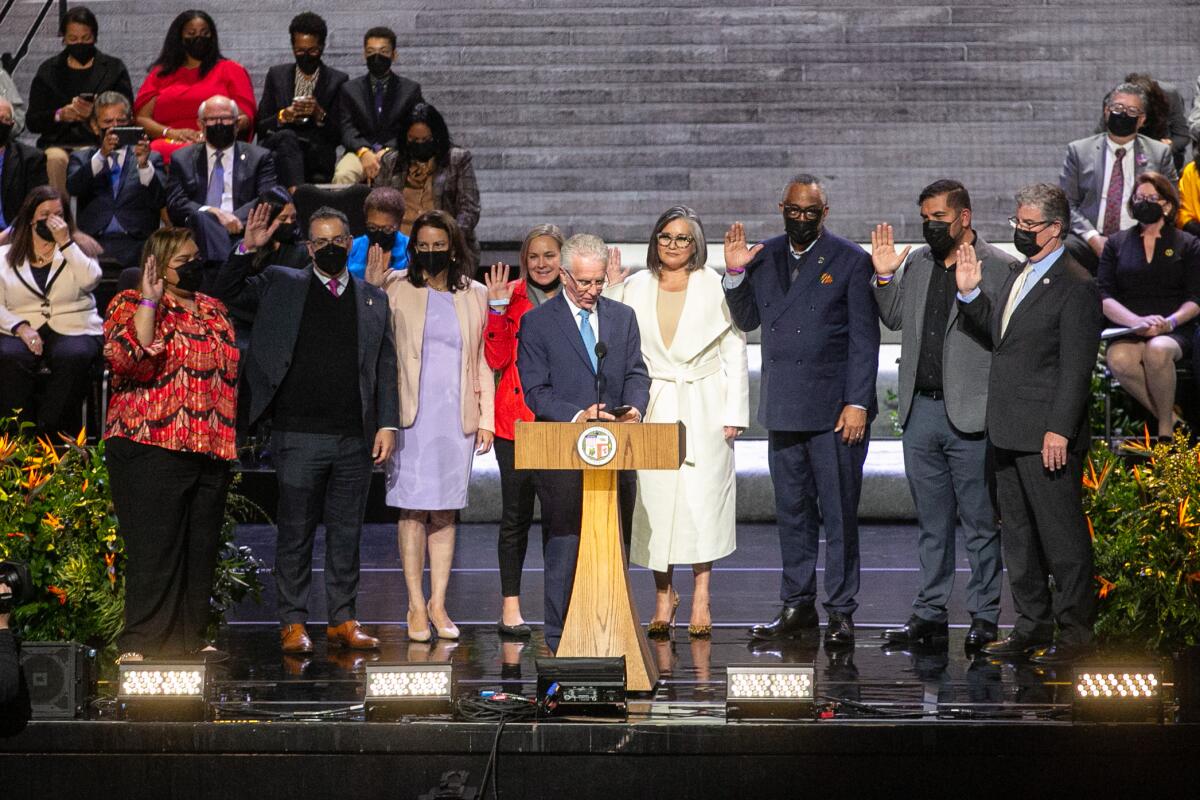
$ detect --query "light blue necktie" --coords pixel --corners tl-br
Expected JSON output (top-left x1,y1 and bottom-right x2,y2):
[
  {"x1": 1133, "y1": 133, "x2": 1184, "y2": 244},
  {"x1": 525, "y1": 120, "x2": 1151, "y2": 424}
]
[
  {"x1": 578, "y1": 309, "x2": 597, "y2": 372},
  {"x1": 205, "y1": 151, "x2": 224, "y2": 208},
  {"x1": 108, "y1": 154, "x2": 121, "y2": 196}
]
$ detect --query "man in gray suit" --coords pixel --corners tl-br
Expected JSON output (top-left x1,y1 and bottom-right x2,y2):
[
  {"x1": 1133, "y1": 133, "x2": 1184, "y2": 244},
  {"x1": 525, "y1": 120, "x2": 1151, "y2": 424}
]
[
  {"x1": 1060, "y1": 82, "x2": 1177, "y2": 273},
  {"x1": 870, "y1": 180, "x2": 1016, "y2": 650}
]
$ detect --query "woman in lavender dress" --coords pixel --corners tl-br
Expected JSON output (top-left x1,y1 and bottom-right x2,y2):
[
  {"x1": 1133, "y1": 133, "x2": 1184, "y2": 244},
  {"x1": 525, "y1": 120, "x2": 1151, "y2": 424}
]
[{"x1": 367, "y1": 210, "x2": 494, "y2": 641}]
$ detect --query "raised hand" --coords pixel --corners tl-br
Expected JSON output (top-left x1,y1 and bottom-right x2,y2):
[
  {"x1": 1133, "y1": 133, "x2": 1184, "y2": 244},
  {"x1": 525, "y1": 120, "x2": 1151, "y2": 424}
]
[
  {"x1": 606, "y1": 247, "x2": 630, "y2": 286},
  {"x1": 723, "y1": 222, "x2": 764, "y2": 272},
  {"x1": 242, "y1": 203, "x2": 280, "y2": 251},
  {"x1": 141, "y1": 255, "x2": 164, "y2": 301},
  {"x1": 955, "y1": 242, "x2": 982, "y2": 295},
  {"x1": 870, "y1": 223, "x2": 911, "y2": 277},
  {"x1": 484, "y1": 263, "x2": 512, "y2": 302},
  {"x1": 365, "y1": 243, "x2": 392, "y2": 286}
]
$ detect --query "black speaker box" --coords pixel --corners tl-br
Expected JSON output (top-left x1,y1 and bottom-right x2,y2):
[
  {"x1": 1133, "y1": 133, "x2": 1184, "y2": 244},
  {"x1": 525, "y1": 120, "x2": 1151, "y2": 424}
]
[{"x1": 19, "y1": 641, "x2": 92, "y2": 719}]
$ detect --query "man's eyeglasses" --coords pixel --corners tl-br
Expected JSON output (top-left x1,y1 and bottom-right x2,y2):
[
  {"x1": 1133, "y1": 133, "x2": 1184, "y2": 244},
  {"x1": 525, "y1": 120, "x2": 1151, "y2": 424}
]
[
  {"x1": 202, "y1": 116, "x2": 237, "y2": 125},
  {"x1": 565, "y1": 271, "x2": 606, "y2": 290},
  {"x1": 1008, "y1": 217, "x2": 1055, "y2": 231},
  {"x1": 781, "y1": 204, "x2": 825, "y2": 221},
  {"x1": 1107, "y1": 103, "x2": 1144, "y2": 117},
  {"x1": 655, "y1": 233, "x2": 695, "y2": 248},
  {"x1": 307, "y1": 235, "x2": 352, "y2": 249}
]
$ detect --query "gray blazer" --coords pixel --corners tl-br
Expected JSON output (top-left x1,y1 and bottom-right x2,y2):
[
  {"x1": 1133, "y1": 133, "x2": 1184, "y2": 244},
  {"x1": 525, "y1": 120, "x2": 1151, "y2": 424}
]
[
  {"x1": 874, "y1": 234, "x2": 1017, "y2": 433},
  {"x1": 1059, "y1": 133, "x2": 1177, "y2": 240}
]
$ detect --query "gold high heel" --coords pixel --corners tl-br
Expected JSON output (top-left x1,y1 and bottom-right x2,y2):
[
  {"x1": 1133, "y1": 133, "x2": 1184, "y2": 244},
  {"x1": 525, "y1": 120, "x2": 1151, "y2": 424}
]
[
  {"x1": 689, "y1": 597, "x2": 713, "y2": 638},
  {"x1": 407, "y1": 609, "x2": 433, "y2": 643},
  {"x1": 647, "y1": 590, "x2": 680, "y2": 639}
]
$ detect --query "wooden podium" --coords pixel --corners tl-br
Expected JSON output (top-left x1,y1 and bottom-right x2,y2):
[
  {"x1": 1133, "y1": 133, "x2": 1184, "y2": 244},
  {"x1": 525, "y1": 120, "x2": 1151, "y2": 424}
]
[{"x1": 515, "y1": 421, "x2": 685, "y2": 692}]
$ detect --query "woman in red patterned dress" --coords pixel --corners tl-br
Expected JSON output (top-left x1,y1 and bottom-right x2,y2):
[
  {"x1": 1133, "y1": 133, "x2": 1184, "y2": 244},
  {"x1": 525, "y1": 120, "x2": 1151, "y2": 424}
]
[{"x1": 103, "y1": 228, "x2": 239, "y2": 661}]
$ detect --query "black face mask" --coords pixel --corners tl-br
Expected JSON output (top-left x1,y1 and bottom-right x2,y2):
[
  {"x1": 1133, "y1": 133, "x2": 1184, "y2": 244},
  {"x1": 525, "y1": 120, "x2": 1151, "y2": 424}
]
[
  {"x1": 204, "y1": 122, "x2": 237, "y2": 150},
  {"x1": 34, "y1": 220, "x2": 54, "y2": 242},
  {"x1": 419, "y1": 250, "x2": 450, "y2": 275},
  {"x1": 1131, "y1": 200, "x2": 1165, "y2": 225},
  {"x1": 313, "y1": 243, "x2": 349, "y2": 276},
  {"x1": 1013, "y1": 228, "x2": 1044, "y2": 259},
  {"x1": 784, "y1": 216, "x2": 821, "y2": 249},
  {"x1": 1106, "y1": 111, "x2": 1138, "y2": 138},
  {"x1": 182, "y1": 35, "x2": 213, "y2": 61},
  {"x1": 408, "y1": 139, "x2": 437, "y2": 163},
  {"x1": 366, "y1": 53, "x2": 391, "y2": 79},
  {"x1": 295, "y1": 53, "x2": 321, "y2": 75},
  {"x1": 365, "y1": 229, "x2": 395, "y2": 251},
  {"x1": 0, "y1": 122, "x2": 12, "y2": 148},
  {"x1": 65, "y1": 42, "x2": 96, "y2": 64},
  {"x1": 922, "y1": 219, "x2": 959, "y2": 259},
  {"x1": 530, "y1": 272, "x2": 561, "y2": 292},
  {"x1": 272, "y1": 224, "x2": 299, "y2": 245},
  {"x1": 171, "y1": 258, "x2": 206, "y2": 293}
]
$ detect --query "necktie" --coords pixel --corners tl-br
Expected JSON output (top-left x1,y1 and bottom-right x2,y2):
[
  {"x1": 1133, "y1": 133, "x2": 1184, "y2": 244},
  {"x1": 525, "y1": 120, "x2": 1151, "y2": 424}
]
[
  {"x1": 328, "y1": 277, "x2": 340, "y2": 298},
  {"x1": 1000, "y1": 263, "x2": 1034, "y2": 337},
  {"x1": 1101, "y1": 147, "x2": 1126, "y2": 236},
  {"x1": 206, "y1": 151, "x2": 224, "y2": 209},
  {"x1": 108, "y1": 154, "x2": 121, "y2": 197},
  {"x1": 578, "y1": 309, "x2": 598, "y2": 372}
]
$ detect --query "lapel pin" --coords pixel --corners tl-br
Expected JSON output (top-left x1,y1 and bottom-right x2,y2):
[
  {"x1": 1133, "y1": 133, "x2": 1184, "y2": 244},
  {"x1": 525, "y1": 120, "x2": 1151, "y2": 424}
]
[
  {"x1": 1165, "y1": 248, "x2": 1174, "y2": 257},
  {"x1": 817, "y1": 256, "x2": 825, "y2": 264},
  {"x1": 819, "y1": 272, "x2": 833, "y2": 285},
  {"x1": 1042, "y1": 278, "x2": 1049, "y2": 285},
  {"x1": 367, "y1": 297, "x2": 373, "y2": 306}
]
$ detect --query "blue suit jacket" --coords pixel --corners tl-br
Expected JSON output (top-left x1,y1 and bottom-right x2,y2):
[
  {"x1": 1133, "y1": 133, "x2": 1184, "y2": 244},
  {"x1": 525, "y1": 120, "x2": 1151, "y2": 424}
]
[
  {"x1": 517, "y1": 293, "x2": 650, "y2": 422},
  {"x1": 725, "y1": 231, "x2": 880, "y2": 432},
  {"x1": 66, "y1": 146, "x2": 166, "y2": 240},
  {"x1": 165, "y1": 141, "x2": 279, "y2": 227}
]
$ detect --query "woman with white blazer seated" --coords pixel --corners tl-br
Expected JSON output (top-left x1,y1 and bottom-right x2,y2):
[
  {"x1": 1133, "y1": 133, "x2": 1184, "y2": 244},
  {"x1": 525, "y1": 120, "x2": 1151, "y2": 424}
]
[
  {"x1": 366, "y1": 209, "x2": 494, "y2": 643},
  {"x1": 605, "y1": 206, "x2": 750, "y2": 638},
  {"x1": 0, "y1": 185, "x2": 103, "y2": 434}
]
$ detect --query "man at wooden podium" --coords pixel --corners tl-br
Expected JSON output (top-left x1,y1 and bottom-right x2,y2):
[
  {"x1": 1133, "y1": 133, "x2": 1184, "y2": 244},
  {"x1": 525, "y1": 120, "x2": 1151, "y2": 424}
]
[{"x1": 516, "y1": 233, "x2": 650, "y2": 649}]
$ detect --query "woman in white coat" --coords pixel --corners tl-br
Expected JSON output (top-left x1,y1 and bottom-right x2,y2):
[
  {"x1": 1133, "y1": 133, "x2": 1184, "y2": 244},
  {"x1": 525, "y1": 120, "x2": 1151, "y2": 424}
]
[{"x1": 606, "y1": 206, "x2": 749, "y2": 637}]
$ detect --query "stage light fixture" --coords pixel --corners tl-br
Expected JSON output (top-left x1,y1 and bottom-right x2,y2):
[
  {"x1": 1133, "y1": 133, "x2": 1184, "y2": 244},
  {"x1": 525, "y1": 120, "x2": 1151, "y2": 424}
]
[
  {"x1": 364, "y1": 662, "x2": 455, "y2": 720},
  {"x1": 1071, "y1": 665, "x2": 1162, "y2": 722},
  {"x1": 725, "y1": 664, "x2": 816, "y2": 720},
  {"x1": 117, "y1": 662, "x2": 208, "y2": 721},
  {"x1": 536, "y1": 657, "x2": 627, "y2": 720}
]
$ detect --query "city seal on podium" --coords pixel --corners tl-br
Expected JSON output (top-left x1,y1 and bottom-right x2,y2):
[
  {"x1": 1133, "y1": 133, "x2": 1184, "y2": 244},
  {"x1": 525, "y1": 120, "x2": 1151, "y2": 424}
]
[{"x1": 576, "y1": 426, "x2": 618, "y2": 467}]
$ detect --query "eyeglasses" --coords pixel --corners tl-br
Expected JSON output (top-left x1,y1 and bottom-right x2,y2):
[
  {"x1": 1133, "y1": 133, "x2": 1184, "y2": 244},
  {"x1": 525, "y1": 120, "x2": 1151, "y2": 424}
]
[
  {"x1": 565, "y1": 272, "x2": 606, "y2": 290},
  {"x1": 1134, "y1": 194, "x2": 1163, "y2": 204},
  {"x1": 366, "y1": 225, "x2": 398, "y2": 235},
  {"x1": 655, "y1": 233, "x2": 695, "y2": 248},
  {"x1": 781, "y1": 204, "x2": 825, "y2": 221},
  {"x1": 306, "y1": 235, "x2": 352, "y2": 249},
  {"x1": 202, "y1": 116, "x2": 236, "y2": 125},
  {"x1": 1108, "y1": 103, "x2": 1145, "y2": 117},
  {"x1": 1008, "y1": 217, "x2": 1056, "y2": 231}
]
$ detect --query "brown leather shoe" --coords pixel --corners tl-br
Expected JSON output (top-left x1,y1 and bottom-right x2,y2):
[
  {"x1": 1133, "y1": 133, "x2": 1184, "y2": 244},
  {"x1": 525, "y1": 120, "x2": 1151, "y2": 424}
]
[
  {"x1": 327, "y1": 619, "x2": 380, "y2": 650},
  {"x1": 281, "y1": 623, "x2": 314, "y2": 654}
]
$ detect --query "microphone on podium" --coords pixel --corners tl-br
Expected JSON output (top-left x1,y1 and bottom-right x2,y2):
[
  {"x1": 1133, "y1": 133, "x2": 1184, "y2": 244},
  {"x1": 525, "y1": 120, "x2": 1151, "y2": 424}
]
[{"x1": 591, "y1": 342, "x2": 607, "y2": 421}]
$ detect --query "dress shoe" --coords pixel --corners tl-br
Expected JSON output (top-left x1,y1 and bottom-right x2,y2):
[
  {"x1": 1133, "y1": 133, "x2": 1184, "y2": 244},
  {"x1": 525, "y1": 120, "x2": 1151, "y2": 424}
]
[
  {"x1": 824, "y1": 611, "x2": 855, "y2": 648},
  {"x1": 964, "y1": 618, "x2": 999, "y2": 650},
  {"x1": 1028, "y1": 641, "x2": 1095, "y2": 665},
  {"x1": 427, "y1": 604, "x2": 460, "y2": 640},
  {"x1": 647, "y1": 590, "x2": 680, "y2": 640},
  {"x1": 980, "y1": 631, "x2": 1051, "y2": 658},
  {"x1": 407, "y1": 610, "x2": 433, "y2": 643},
  {"x1": 281, "y1": 623, "x2": 314, "y2": 654},
  {"x1": 498, "y1": 621, "x2": 532, "y2": 638},
  {"x1": 749, "y1": 604, "x2": 819, "y2": 641},
  {"x1": 326, "y1": 620, "x2": 380, "y2": 650},
  {"x1": 881, "y1": 615, "x2": 948, "y2": 645}
]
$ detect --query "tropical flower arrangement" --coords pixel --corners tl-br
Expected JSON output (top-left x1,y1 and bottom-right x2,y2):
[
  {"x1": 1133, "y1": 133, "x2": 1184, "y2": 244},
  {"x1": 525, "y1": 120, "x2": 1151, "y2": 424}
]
[
  {"x1": 1083, "y1": 430, "x2": 1200, "y2": 653},
  {"x1": 0, "y1": 417, "x2": 265, "y2": 652}
]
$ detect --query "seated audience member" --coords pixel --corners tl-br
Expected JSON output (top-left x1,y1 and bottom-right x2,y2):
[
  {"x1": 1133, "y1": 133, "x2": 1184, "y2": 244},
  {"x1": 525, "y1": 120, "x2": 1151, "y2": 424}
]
[
  {"x1": 26, "y1": 6, "x2": 133, "y2": 196},
  {"x1": 247, "y1": 187, "x2": 308, "y2": 272},
  {"x1": 134, "y1": 10, "x2": 256, "y2": 165},
  {"x1": 66, "y1": 92, "x2": 166, "y2": 271},
  {"x1": 0, "y1": 98, "x2": 49, "y2": 243},
  {"x1": 0, "y1": 67, "x2": 26, "y2": 136},
  {"x1": 0, "y1": 186, "x2": 103, "y2": 436},
  {"x1": 1061, "y1": 82, "x2": 1177, "y2": 273},
  {"x1": 256, "y1": 12, "x2": 348, "y2": 188},
  {"x1": 348, "y1": 186, "x2": 409, "y2": 279},
  {"x1": 1099, "y1": 172, "x2": 1200, "y2": 441},
  {"x1": 165, "y1": 95, "x2": 279, "y2": 267},
  {"x1": 1097, "y1": 74, "x2": 1190, "y2": 173},
  {"x1": 378, "y1": 103, "x2": 480, "y2": 268},
  {"x1": 332, "y1": 26, "x2": 424, "y2": 185},
  {"x1": 1178, "y1": 135, "x2": 1200, "y2": 238}
]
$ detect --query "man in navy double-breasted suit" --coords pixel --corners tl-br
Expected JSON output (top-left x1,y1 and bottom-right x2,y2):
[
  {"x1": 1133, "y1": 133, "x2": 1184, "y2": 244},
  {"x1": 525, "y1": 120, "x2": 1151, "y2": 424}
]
[
  {"x1": 517, "y1": 233, "x2": 650, "y2": 650},
  {"x1": 723, "y1": 174, "x2": 880, "y2": 647}
]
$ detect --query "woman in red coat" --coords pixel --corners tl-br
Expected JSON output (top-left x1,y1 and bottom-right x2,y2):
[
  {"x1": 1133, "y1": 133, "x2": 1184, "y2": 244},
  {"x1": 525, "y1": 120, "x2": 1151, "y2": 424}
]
[{"x1": 482, "y1": 223, "x2": 564, "y2": 637}]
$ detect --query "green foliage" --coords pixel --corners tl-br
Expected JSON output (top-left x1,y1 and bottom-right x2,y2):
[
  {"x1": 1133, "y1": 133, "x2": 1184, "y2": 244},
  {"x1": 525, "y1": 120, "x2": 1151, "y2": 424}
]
[
  {"x1": 1090, "y1": 349, "x2": 1141, "y2": 439},
  {"x1": 0, "y1": 417, "x2": 264, "y2": 652},
  {"x1": 1083, "y1": 432, "x2": 1200, "y2": 653}
]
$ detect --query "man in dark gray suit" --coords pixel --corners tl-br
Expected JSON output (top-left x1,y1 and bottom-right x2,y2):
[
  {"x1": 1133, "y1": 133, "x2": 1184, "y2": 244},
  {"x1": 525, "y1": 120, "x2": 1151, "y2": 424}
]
[
  {"x1": 871, "y1": 179, "x2": 1016, "y2": 650},
  {"x1": 213, "y1": 204, "x2": 398, "y2": 656},
  {"x1": 957, "y1": 183, "x2": 1103, "y2": 665},
  {"x1": 1060, "y1": 82, "x2": 1177, "y2": 273}
]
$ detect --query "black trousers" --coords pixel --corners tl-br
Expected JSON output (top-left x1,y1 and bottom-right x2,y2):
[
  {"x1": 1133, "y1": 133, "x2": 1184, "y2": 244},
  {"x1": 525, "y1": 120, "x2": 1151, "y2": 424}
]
[
  {"x1": 271, "y1": 429, "x2": 373, "y2": 627},
  {"x1": 993, "y1": 446, "x2": 1095, "y2": 646},
  {"x1": 106, "y1": 436, "x2": 232, "y2": 656},
  {"x1": 260, "y1": 128, "x2": 337, "y2": 187},
  {"x1": 494, "y1": 437, "x2": 537, "y2": 598},
  {"x1": 534, "y1": 468, "x2": 635, "y2": 650},
  {"x1": 0, "y1": 327, "x2": 101, "y2": 436}
]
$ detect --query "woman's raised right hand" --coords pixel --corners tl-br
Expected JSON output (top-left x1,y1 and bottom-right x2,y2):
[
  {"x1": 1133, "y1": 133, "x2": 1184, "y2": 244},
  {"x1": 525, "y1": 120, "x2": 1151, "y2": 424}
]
[
  {"x1": 484, "y1": 263, "x2": 512, "y2": 302},
  {"x1": 141, "y1": 255, "x2": 164, "y2": 302}
]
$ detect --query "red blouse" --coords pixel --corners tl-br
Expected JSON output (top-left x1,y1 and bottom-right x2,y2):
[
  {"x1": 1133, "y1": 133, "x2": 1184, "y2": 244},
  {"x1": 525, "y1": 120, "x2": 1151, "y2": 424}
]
[
  {"x1": 133, "y1": 59, "x2": 257, "y2": 163},
  {"x1": 103, "y1": 290, "x2": 239, "y2": 461}
]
